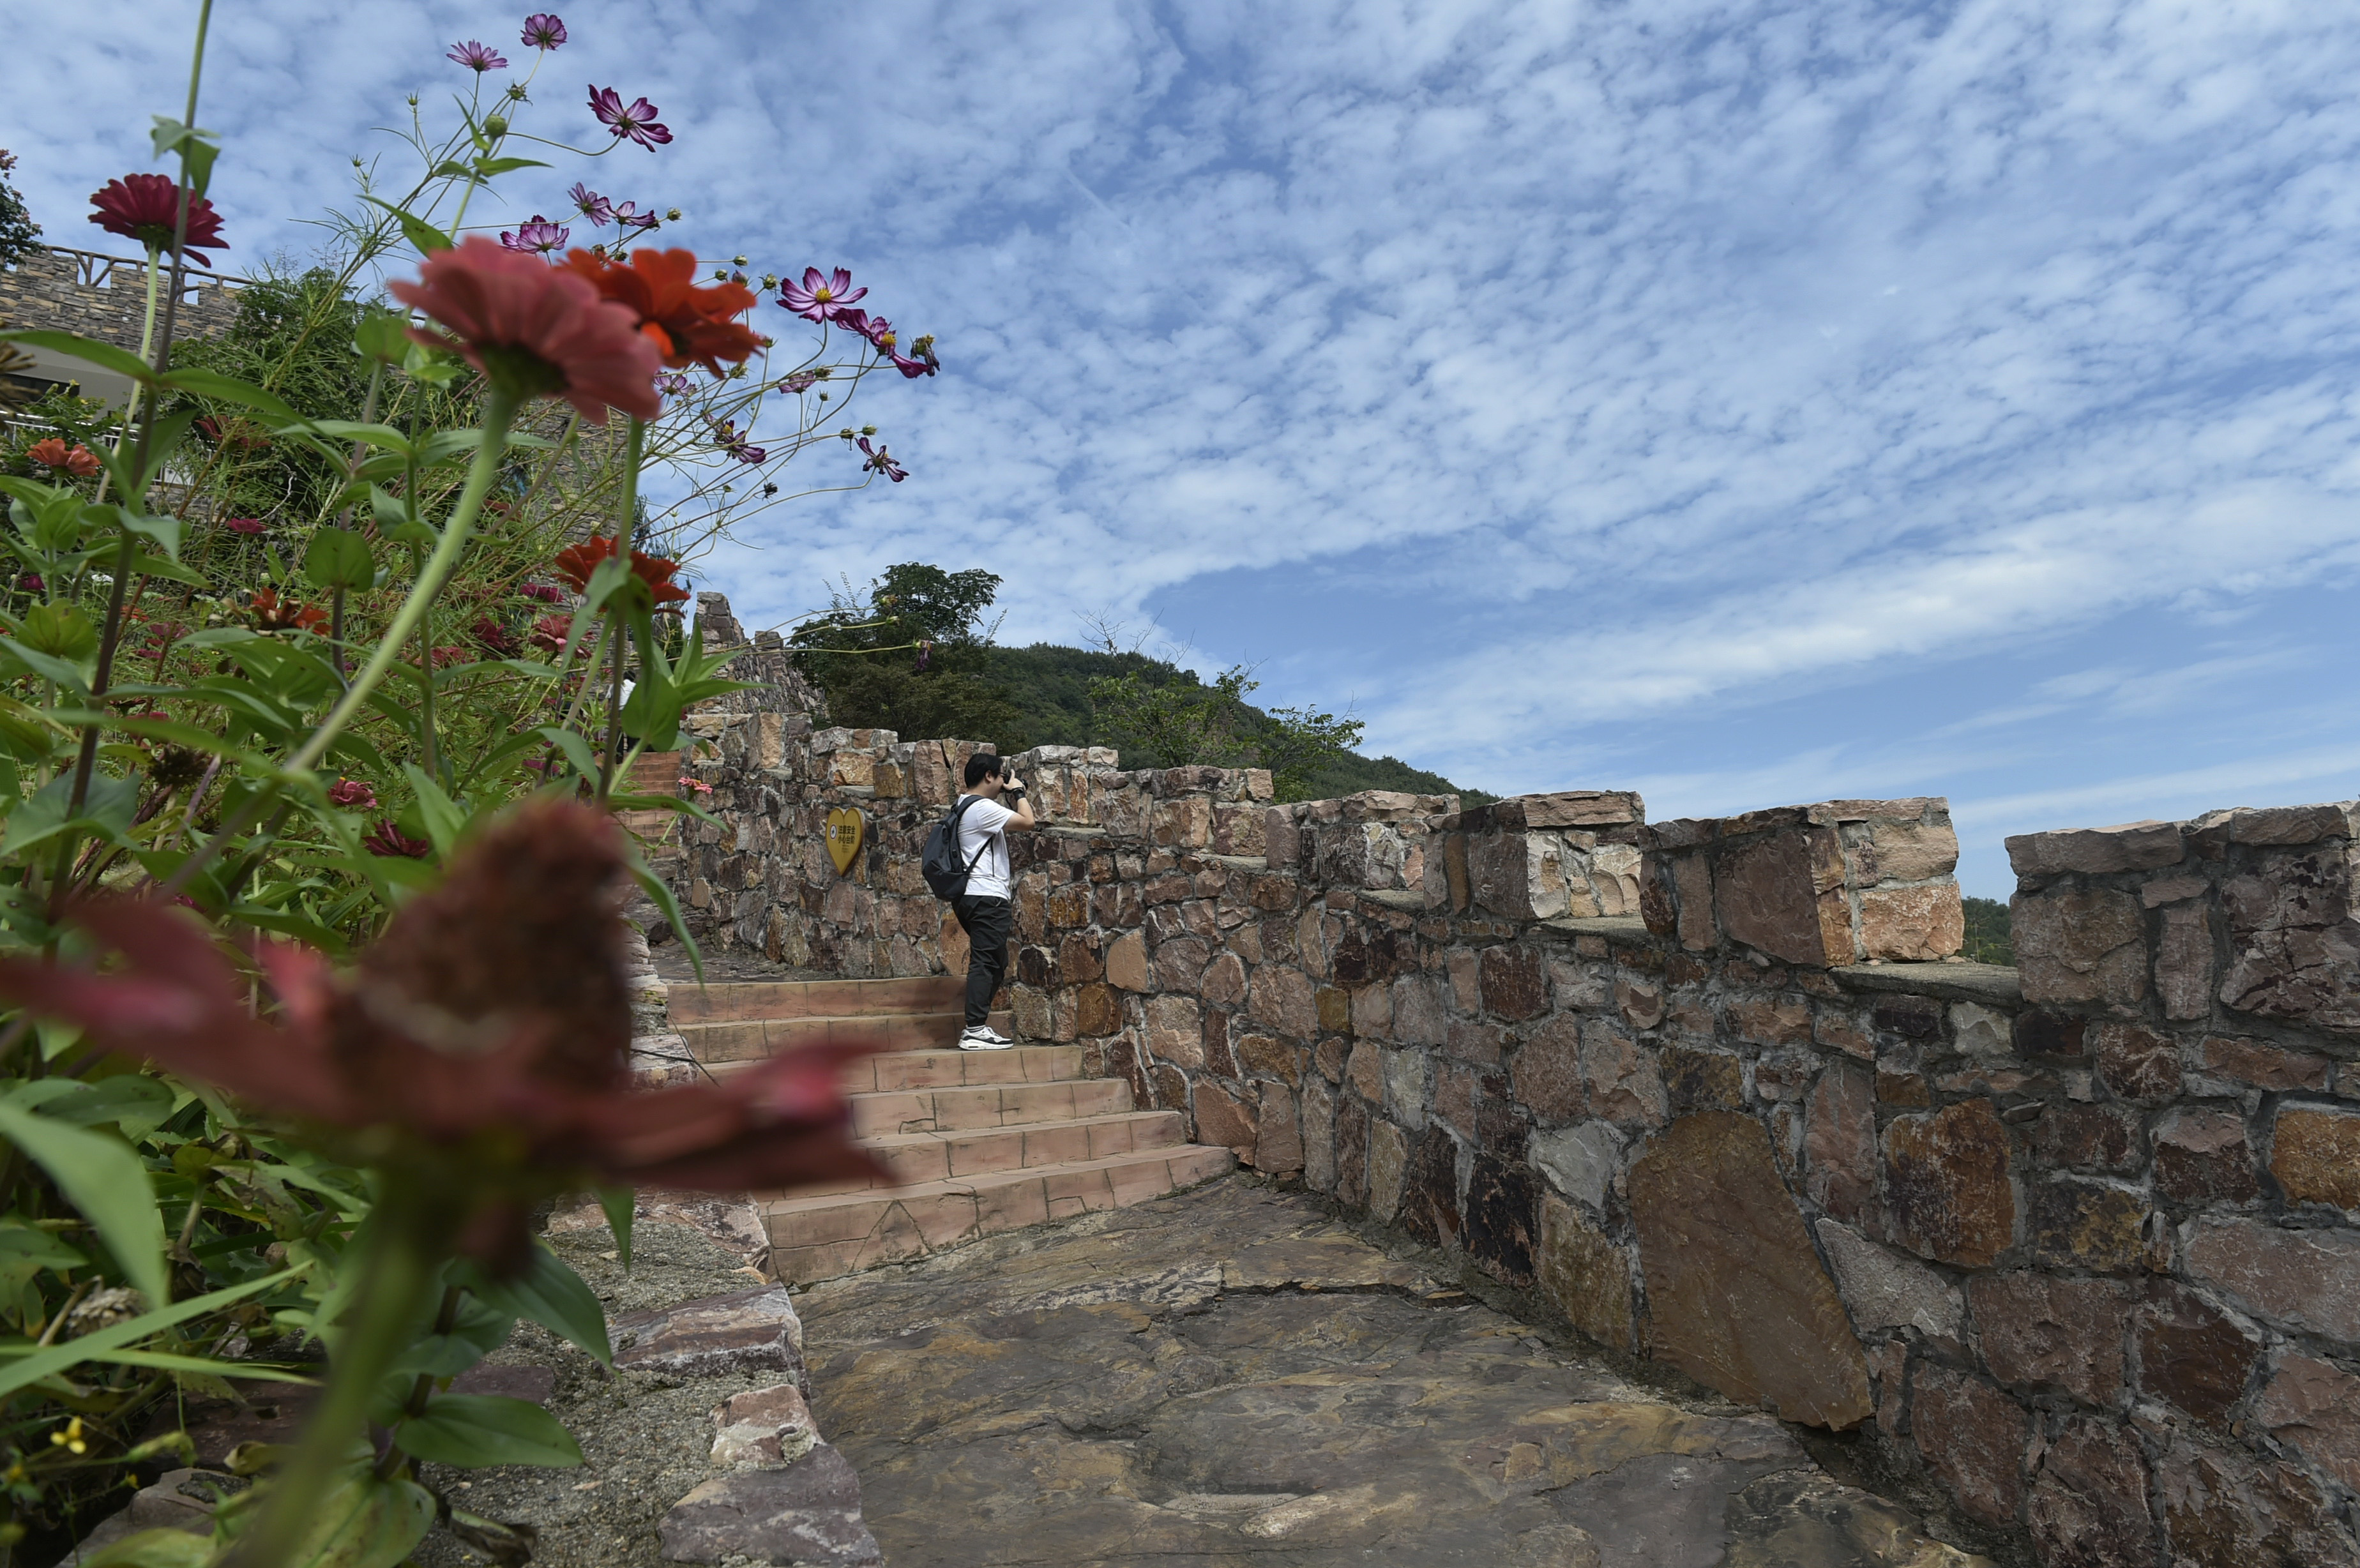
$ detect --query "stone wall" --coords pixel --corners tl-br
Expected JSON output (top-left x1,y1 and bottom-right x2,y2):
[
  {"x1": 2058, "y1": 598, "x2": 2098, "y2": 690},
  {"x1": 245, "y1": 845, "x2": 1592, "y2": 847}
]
[
  {"x1": 660, "y1": 595, "x2": 2360, "y2": 1567},
  {"x1": 0, "y1": 246, "x2": 246, "y2": 356}
]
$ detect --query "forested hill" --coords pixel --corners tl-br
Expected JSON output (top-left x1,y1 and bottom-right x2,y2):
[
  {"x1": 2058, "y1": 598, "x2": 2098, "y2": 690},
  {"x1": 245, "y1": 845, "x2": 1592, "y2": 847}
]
[{"x1": 981, "y1": 644, "x2": 1495, "y2": 804}]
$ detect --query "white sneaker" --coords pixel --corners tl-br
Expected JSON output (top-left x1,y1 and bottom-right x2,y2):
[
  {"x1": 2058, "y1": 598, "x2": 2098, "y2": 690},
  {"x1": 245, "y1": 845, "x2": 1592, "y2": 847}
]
[{"x1": 957, "y1": 1025, "x2": 1015, "y2": 1051}]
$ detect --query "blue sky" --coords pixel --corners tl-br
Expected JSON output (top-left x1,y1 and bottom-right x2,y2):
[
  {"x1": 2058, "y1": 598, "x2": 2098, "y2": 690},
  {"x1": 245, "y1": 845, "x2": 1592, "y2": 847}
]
[{"x1": 11, "y1": 0, "x2": 2360, "y2": 894}]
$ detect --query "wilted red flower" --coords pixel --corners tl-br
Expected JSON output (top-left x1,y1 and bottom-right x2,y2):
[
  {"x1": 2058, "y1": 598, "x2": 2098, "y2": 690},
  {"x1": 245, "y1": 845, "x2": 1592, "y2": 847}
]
[
  {"x1": 549, "y1": 535, "x2": 692, "y2": 609},
  {"x1": 527, "y1": 612, "x2": 573, "y2": 654},
  {"x1": 518, "y1": 582, "x2": 564, "y2": 603},
  {"x1": 0, "y1": 803, "x2": 885, "y2": 1267},
  {"x1": 472, "y1": 615, "x2": 520, "y2": 657},
  {"x1": 430, "y1": 644, "x2": 471, "y2": 668},
  {"x1": 223, "y1": 516, "x2": 268, "y2": 536},
  {"x1": 249, "y1": 587, "x2": 328, "y2": 633},
  {"x1": 389, "y1": 236, "x2": 661, "y2": 425},
  {"x1": 195, "y1": 416, "x2": 269, "y2": 450},
  {"x1": 558, "y1": 248, "x2": 760, "y2": 375},
  {"x1": 326, "y1": 780, "x2": 377, "y2": 811},
  {"x1": 26, "y1": 438, "x2": 102, "y2": 478},
  {"x1": 87, "y1": 173, "x2": 230, "y2": 265},
  {"x1": 362, "y1": 820, "x2": 432, "y2": 858}
]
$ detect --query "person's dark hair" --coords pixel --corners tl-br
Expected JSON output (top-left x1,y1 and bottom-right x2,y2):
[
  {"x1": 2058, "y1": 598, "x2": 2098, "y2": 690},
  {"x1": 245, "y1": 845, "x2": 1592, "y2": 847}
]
[{"x1": 963, "y1": 752, "x2": 1004, "y2": 788}]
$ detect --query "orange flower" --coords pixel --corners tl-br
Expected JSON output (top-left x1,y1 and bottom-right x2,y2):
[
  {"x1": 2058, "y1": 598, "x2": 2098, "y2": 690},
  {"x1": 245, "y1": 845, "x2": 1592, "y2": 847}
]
[
  {"x1": 250, "y1": 587, "x2": 328, "y2": 633},
  {"x1": 550, "y1": 535, "x2": 692, "y2": 609},
  {"x1": 559, "y1": 248, "x2": 761, "y2": 375},
  {"x1": 26, "y1": 438, "x2": 102, "y2": 479},
  {"x1": 389, "y1": 237, "x2": 662, "y2": 425}
]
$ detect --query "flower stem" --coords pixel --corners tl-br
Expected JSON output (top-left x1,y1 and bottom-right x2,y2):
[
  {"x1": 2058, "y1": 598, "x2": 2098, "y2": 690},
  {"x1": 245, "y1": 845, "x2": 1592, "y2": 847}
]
[
  {"x1": 596, "y1": 416, "x2": 646, "y2": 803},
  {"x1": 228, "y1": 1186, "x2": 443, "y2": 1567}
]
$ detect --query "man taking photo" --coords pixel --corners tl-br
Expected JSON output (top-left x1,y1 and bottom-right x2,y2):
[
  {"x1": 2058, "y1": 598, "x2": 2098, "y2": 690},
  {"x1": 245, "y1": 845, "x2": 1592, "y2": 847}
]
[{"x1": 951, "y1": 752, "x2": 1033, "y2": 1050}]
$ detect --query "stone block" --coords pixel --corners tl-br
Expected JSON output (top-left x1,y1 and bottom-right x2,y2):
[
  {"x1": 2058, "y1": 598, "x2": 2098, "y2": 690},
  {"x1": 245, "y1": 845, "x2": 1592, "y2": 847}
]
[
  {"x1": 1237, "y1": 1033, "x2": 1300, "y2": 1085},
  {"x1": 1346, "y1": 1039, "x2": 1384, "y2": 1104},
  {"x1": 2029, "y1": 1177, "x2": 2149, "y2": 1272},
  {"x1": 1909, "y1": 1365, "x2": 2028, "y2": 1527},
  {"x1": 1529, "y1": 1122, "x2": 1621, "y2": 1213},
  {"x1": 1949, "y1": 1002, "x2": 2011, "y2": 1057},
  {"x1": 2269, "y1": 1104, "x2": 2360, "y2": 1210},
  {"x1": 1302, "y1": 1077, "x2": 1337, "y2": 1192},
  {"x1": 2134, "y1": 1283, "x2": 2260, "y2": 1426},
  {"x1": 1073, "y1": 982, "x2": 1122, "y2": 1038},
  {"x1": 2152, "y1": 1109, "x2": 2258, "y2": 1203},
  {"x1": 1105, "y1": 931, "x2": 1149, "y2": 991},
  {"x1": 1462, "y1": 1154, "x2": 1538, "y2": 1285},
  {"x1": 2226, "y1": 802, "x2": 2360, "y2": 845},
  {"x1": 1812, "y1": 1218, "x2": 1963, "y2": 1346},
  {"x1": 1193, "y1": 1078, "x2": 1257, "y2": 1161},
  {"x1": 1967, "y1": 1273, "x2": 2128, "y2": 1408},
  {"x1": 1672, "y1": 851, "x2": 1716, "y2": 951},
  {"x1": 1849, "y1": 818, "x2": 1960, "y2": 884},
  {"x1": 1614, "y1": 977, "x2": 1665, "y2": 1030},
  {"x1": 1396, "y1": 1126, "x2": 1463, "y2": 1251},
  {"x1": 1857, "y1": 882, "x2": 1965, "y2": 961},
  {"x1": 2156, "y1": 1437, "x2": 2360, "y2": 1568},
  {"x1": 1478, "y1": 944, "x2": 1548, "y2": 1021},
  {"x1": 1315, "y1": 984, "x2": 1352, "y2": 1035},
  {"x1": 2184, "y1": 1217, "x2": 2360, "y2": 1340},
  {"x1": 2155, "y1": 901, "x2": 2216, "y2": 1021},
  {"x1": 2257, "y1": 1353, "x2": 2360, "y2": 1492},
  {"x1": 1367, "y1": 1117, "x2": 1409, "y2": 1222},
  {"x1": 2027, "y1": 1104, "x2": 2142, "y2": 1175},
  {"x1": 1538, "y1": 1193, "x2": 1635, "y2": 1350},
  {"x1": 712, "y1": 1383, "x2": 819, "y2": 1470},
  {"x1": 616, "y1": 1286, "x2": 805, "y2": 1385},
  {"x1": 1391, "y1": 975, "x2": 1446, "y2": 1046},
  {"x1": 1628, "y1": 1112, "x2": 1872, "y2": 1429},
  {"x1": 1726, "y1": 995, "x2": 1811, "y2": 1046},
  {"x1": 2012, "y1": 887, "x2": 2146, "y2": 1009},
  {"x1": 1580, "y1": 1023, "x2": 1667, "y2": 1127},
  {"x1": 1661, "y1": 1044, "x2": 1743, "y2": 1113},
  {"x1": 1714, "y1": 830, "x2": 1844, "y2": 968},
  {"x1": 2025, "y1": 1417, "x2": 2154, "y2": 1568},
  {"x1": 1383, "y1": 1048, "x2": 1430, "y2": 1131},
  {"x1": 2197, "y1": 1035, "x2": 2331, "y2": 1092},
  {"x1": 2091, "y1": 1021, "x2": 2181, "y2": 1103},
  {"x1": 1253, "y1": 1082, "x2": 1303, "y2": 1173},
  {"x1": 2005, "y1": 820, "x2": 2184, "y2": 877},
  {"x1": 658, "y1": 1445, "x2": 881, "y2": 1565},
  {"x1": 1481, "y1": 790, "x2": 1644, "y2": 829},
  {"x1": 2216, "y1": 845, "x2": 2360, "y2": 1032},
  {"x1": 1881, "y1": 1099, "x2": 2015, "y2": 1269},
  {"x1": 1246, "y1": 965, "x2": 1320, "y2": 1039},
  {"x1": 1804, "y1": 1061, "x2": 1879, "y2": 1228},
  {"x1": 1147, "y1": 995, "x2": 1204, "y2": 1068},
  {"x1": 1511, "y1": 1014, "x2": 1586, "y2": 1122}
]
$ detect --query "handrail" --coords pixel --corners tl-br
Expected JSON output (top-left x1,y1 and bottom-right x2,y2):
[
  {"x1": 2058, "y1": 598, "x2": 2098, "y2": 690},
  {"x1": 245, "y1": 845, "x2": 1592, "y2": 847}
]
[{"x1": 7, "y1": 245, "x2": 257, "y2": 292}]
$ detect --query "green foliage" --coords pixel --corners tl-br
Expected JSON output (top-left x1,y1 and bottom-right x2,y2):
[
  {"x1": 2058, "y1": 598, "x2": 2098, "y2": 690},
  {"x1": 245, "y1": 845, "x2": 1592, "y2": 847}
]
[
  {"x1": 0, "y1": 150, "x2": 40, "y2": 272},
  {"x1": 790, "y1": 562, "x2": 1027, "y2": 745},
  {"x1": 1962, "y1": 896, "x2": 2014, "y2": 966},
  {"x1": 1086, "y1": 662, "x2": 1366, "y2": 803}
]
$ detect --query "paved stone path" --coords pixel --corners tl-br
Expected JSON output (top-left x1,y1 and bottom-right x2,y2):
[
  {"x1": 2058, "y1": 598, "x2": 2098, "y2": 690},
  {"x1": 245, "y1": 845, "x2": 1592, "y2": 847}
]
[{"x1": 798, "y1": 1177, "x2": 1990, "y2": 1568}]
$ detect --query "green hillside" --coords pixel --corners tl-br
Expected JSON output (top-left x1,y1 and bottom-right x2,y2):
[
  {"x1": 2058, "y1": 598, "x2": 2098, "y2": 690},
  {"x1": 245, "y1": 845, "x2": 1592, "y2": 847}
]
[{"x1": 981, "y1": 643, "x2": 1495, "y2": 803}]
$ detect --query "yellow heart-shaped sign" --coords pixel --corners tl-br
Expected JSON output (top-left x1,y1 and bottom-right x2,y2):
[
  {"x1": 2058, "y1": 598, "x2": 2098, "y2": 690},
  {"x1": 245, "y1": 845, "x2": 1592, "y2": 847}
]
[{"x1": 824, "y1": 807, "x2": 865, "y2": 875}]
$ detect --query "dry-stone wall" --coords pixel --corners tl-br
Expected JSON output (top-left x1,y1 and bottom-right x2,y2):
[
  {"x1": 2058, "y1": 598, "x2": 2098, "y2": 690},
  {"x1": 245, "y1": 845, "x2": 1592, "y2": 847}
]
[
  {"x1": 0, "y1": 246, "x2": 245, "y2": 356},
  {"x1": 659, "y1": 595, "x2": 2360, "y2": 1568}
]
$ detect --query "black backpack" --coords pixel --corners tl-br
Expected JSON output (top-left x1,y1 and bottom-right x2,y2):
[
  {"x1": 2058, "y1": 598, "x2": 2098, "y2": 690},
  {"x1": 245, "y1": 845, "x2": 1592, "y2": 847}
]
[{"x1": 921, "y1": 795, "x2": 991, "y2": 900}]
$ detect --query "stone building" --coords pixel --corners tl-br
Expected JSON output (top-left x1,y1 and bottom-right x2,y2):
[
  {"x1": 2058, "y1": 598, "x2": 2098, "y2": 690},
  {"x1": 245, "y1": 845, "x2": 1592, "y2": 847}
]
[{"x1": 1, "y1": 244, "x2": 247, "y2": 406}]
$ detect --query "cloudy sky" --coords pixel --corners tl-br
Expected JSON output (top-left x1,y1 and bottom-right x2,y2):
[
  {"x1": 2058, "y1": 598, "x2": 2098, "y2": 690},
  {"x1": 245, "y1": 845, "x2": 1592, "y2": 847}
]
[{"x1": 11, "y1": 0, "x2": 2360, "y2": 892}]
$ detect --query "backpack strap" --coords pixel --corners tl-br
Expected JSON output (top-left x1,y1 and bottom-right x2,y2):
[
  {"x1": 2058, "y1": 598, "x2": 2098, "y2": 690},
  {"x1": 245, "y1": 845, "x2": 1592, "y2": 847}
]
[{"x1": 948, "y1": 794, "x2": 990, "y2": 876}]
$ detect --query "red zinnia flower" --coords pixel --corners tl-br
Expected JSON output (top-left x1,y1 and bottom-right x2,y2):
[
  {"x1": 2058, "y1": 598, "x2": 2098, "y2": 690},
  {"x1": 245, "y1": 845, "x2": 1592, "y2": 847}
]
[
  {"x1": 249, "y1": 587, "x2": 328, "y2": 633},
  {"x1": 0, "y1": 803, "x2": 884, "y2": 1268},
  {"x1": 472, "y1": 615, "x2": 520, "y2": 657},
  {"x1": 327, "y1": 780, "x2": 378, "y2": 811},
  {"x1": 549, "y1": 535, "x2": 692, "y2": 609},
  {"x1": 87, "y1": 174, "x2": 230, "y2": 266},
  {"x1": 388, "y1": 237, "x2": 661, "y2": 425},
  {"x1": 26, "y1": 438, "x2": 102, "y2": 478},
  {"x1": 527, "y1": 612, "x2": 573, "y2": 654},
  {"x1": 363, "y1": 820, "x2": 432, "y2": 859},
  {"x1": 558, "y1": 248, "x2": 760, "y2": 375}
]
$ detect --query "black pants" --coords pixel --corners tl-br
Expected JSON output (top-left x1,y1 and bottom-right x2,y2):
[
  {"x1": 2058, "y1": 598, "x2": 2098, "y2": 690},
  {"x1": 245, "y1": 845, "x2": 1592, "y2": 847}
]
[{"x1": 952, "y1": 894, "x2": 1011, "y2": 1027}]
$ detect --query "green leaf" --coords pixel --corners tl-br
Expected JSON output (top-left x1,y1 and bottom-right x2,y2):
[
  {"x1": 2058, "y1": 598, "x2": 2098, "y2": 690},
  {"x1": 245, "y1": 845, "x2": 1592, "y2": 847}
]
[
  {"x1": 398, "y1": 763, "x2": 468, "y2": 856},
  {"x1": 148, "y1": 116, "x2": 222, "y2": 199},
  {"x1": 158, "y1": 367, "x2": 309, "y2": 430},
  {"x1": 388, "y1": 1292, "x2": 514, "y2": 1380},
  {"x1": 457, "y1": 1242, "x2": 611, "y2": 1366},
  {"x1": 118, "y1": 507, "x2": 186, "y2": 562},
  {"x1": 0, "y1": 329, "x2": 157, "y2": 384},
  {"x1": 30, "y1": 1074, "x2": 176, "y2": 1139},
  {"x1": 81, "y1": 1528, "x2": 215, "y2": 1568},
  {"x1": 352, "y1": 312, "x2": 411, "y2": 366},
  {"x1": 304, "y1": 527, "x2": 376, "y2": 592},
  {"x1": 471, "y1": 156, "x2": 552, "y2": 177},
  {"x1": 0, "y1": 772, "x2": 139, "y2": 857},
  {"x1": 0, "y1": 1098, "x2": 169, "y2": 1307},
  {"x1": 533, "y1": 725, "x2": 602, "y2": 783},
  {"x1": 19, "y1": 601, "x2": 98, "y2": 663},
  {"x1": 599, "y1": 1187, "x2": 635, "y2": 1270},
  {"x1": 396, "y1": 1393, "x2": 583, "y2": 1468},
  {"x1": 220, "y1": 1465, "x2": 436, "y2": 1568},
  {"x1": 627, "y1": 839, "x2": 704, "y2": 983},
  {"x1": 363, "y1": 195, "x2": 454, "y2": 255}
]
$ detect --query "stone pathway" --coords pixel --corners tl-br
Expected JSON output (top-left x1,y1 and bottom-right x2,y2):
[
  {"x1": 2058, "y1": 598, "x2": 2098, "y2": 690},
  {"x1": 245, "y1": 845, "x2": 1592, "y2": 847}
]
[{"x1": 797, "y1": 1176, "x2": 1991, "y2": 1568}]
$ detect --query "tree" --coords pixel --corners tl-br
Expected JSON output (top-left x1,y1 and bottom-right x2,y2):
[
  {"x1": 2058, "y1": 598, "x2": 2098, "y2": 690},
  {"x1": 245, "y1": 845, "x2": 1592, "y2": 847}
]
[
  {"x1": 1088, "y1": 662, "x2": 1365, "y2": 802},
  {"x1": 0, "y1": 149, "x2": 42, "y2": 269},
  {"x1": 790, "y1": 562, "x2": 1027, "y2": 744}
]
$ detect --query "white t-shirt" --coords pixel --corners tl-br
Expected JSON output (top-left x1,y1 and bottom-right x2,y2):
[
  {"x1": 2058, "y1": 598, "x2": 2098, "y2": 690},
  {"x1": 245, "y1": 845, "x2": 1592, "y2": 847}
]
[{"x1": 955, "y1": 794, "x2": 1015, "y2": 900}]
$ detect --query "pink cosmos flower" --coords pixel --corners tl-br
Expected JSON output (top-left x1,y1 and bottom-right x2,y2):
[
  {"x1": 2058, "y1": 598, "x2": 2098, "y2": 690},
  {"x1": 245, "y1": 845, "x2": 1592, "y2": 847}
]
[
  {"x1": 568, "y1": 183, "x2": 613, "y2": 227},
  {"x1": 776, "y1": 267, "x2": 865, "y2": 324},
  {"x1": 448, "y1": 40, "x2": 510, "y2": 72},
  {"x1": 588, "y1": 86, "x2": 672, "y2": 149},
  {"x1": 610, "y1": 201, "x2": 660, "y2": 232},
  {"x1": 388, "y1": 236, "x2": 662, "y2": 425},
  {"x1": 857, "y1": 436, "x2": 907, "y2": 483},
  {"x1": 777, "y1": 370, "x2": 825, "y2": 394},
  {"x1": 499, "y1": 215, "x2": 571, "y2": 257},
  {"x1": 521, "y1": 13, "x2": 567, "y2": 49}
]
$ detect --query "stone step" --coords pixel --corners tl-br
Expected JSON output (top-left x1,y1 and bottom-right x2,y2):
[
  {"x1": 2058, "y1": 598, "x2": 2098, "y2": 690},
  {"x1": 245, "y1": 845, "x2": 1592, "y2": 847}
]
[
  {"x1": 846, "y1": 1076, "x2": 1135, "y2": 1138},
  {"x1": 846, "y1": 1045, "x2": 1084, "y2": 1095},
  {"x1": 668, "y1": 977, "x2": 967, "y2": 1027},
  {"x1": 792, "y1": 1110, "x2": 1187, "y2": 1195},
  {"x1": 762, "y1": 1145, "x2": 1237, "y2": 1285},
  {"x1": 681, "y1": 1011, "x2": 1014, "y2": 1064}
]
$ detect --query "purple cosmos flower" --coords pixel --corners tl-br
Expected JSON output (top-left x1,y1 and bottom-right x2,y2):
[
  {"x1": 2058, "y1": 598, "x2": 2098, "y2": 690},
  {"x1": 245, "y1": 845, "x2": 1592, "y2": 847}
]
[
  {"x1": 498, "y1": 215, "x2": 571, "y2": 256},
  {"x1": 223, "y1": 516, "x2": 268, "y2": 536},
  {"x1": 778, "y1": 370, "x2": 824, "y2": 394},
  {"x1": 568, "y1": 183, "x2": 613, "y2": 226},
  {"x1": 521, "y1": 13, "x2": 567, "y2": 49},
  {"x1": 610, "y1": 201, "x2": 660, "y2": 232},
  {"x1": 449, "y1": 40, "x2": 510, "y2": 72},
  {"x1": 889, "y1": 351, "x2": 936, "y2": 379},
  {"x1": 709, "y1": 418, "x2": 766, "y2": 464},
  {"x1": 589, "y1": 86, "x2": 672, "y2": 149},
  {"x1": 776, "y1": 267, "x2": 866, "y2": 324},
  {"x1": 654, "y1": 370, "x2": 692, "y2": 397},
  {"x1": 857, "y1": 437, "x2": 907, "y2": 483}
]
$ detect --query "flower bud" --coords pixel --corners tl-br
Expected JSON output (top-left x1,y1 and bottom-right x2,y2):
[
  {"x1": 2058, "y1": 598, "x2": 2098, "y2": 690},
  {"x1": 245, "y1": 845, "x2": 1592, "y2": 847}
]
[
  {"x1": 861, "y1": 424, "x2": 877, "y2": 436},
  {"x1": 666, "y1": 207, "x2": 681, "y2": 221},
  {"x1": 732, "y1": 254, "x2": 748, "y2": 267},
  {"x1": 484, "y1": 115, "x2": 510, "y2": 137},
  {"x1": 407, "y1": 93, "x2": 420, "y2": 106}
]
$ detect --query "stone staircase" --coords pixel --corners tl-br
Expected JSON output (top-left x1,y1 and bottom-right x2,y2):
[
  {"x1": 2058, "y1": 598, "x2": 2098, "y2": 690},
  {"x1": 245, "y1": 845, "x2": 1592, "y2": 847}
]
[{"x1": 667, "y1": 976, "x2": 1236, "y2": 1285}]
